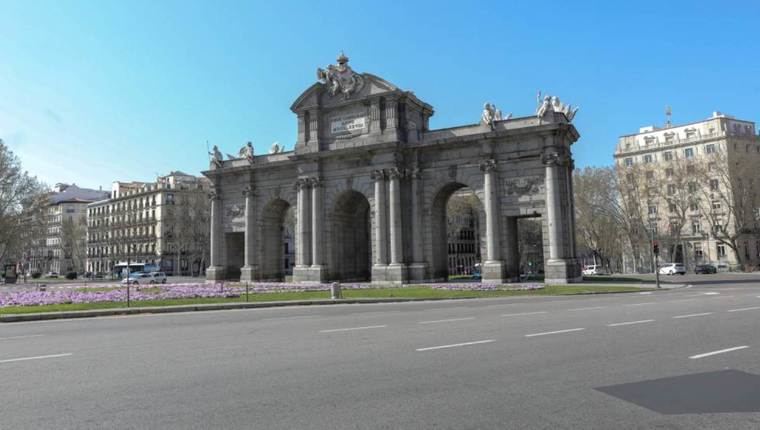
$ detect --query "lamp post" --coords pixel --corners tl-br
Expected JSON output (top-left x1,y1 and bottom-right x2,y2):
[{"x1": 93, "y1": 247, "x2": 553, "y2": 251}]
[{"x1": 126, "y1": 243, "x2": 131, "y2": 307}]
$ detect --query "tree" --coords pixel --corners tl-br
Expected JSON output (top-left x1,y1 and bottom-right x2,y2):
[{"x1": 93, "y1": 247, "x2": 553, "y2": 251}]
[
  {"x1": 163, "y1": 191, "x2": 210, "y2": 276},
  {"x1": 0, "y1": 139, "x2": 47, "y2": 264},
  {"x1": 574, "y1": 166, "x2": 627, "y2": 272},
  {"x1": 61, "y1": 214, "x2": 87, "y2": 273},
  {"x1": 694, "y1": 148, "x2": 760, "y2": 269}
]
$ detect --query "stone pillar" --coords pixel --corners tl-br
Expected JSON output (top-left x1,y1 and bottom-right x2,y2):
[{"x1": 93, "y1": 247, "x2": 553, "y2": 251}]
[
  {"x1": 371, "y1": 169, "x2": 388, "y2": 281},
  {"x1": 542, "y1": 150, "x2": 580, "y2": 284},
  {"x1": 206, "y1": 189, "x2": 225, "y2": 281},
  {"x1": 307, "y1": 177, "x2": 327, "y2": 282},
  {"x1": 240, "y1": 186, "x2": 257, "y2": 281},
  {"x1": 480, "y1": 159, "x2": 506, "y2": 283},
  {"x1": 387, "y1": 168, "x2": 407, "y2": 283},
  {"x1": 295, "y1": 178, "x2": 312, "y2": 268},
  {"x1": 408, "y1": 168, "x2": 427, "y2": 281},
  {"x1": 369, "y1": 99, "x2": 382, "y2": 134}
]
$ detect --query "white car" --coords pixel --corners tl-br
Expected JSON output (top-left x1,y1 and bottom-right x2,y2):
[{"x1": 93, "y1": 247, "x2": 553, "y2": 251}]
[
  {"x1": 658, "y1": 263, "x2": 686, "y2": 275},
  {"x1": 582, "y1": 265, "x2": 607, "y2": 276},
  {"x1": 148, "y1": 272, "x2": 167, "y2": 284}
]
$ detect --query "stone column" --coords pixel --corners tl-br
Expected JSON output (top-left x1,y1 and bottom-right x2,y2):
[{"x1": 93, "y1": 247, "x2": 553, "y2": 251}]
[
  {"x1": 240, "y1": 185, "x2": 257, "y2": 281},
  {"x1": 480, "y1": 159, "x2": 505, "y2": 283},
  {"x1": 295, "y1": 178, "x2": 312, "y2": 268},
  {"x1": 542, "y1": 149, "x2": 579, "y2": 283},
  {"x1": 206, "y1": 188, "x2": 225, "y2": 281},
  {"x1": 408, "y1": 168, "x2": 427, "y2": 281},
  {"x1": 308, "y1": 177, "x2": 325, "y2": 281},
  {"x1": 386, "y1": 168, "x2": 407, "y2": 283},
  {"x1": 371, "y1": 170, "x2": 388, "y2": 281}
]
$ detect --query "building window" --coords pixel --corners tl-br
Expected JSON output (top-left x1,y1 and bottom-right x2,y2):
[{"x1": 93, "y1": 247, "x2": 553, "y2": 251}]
[
  {"x1": 663, "y1": 151, "x2": 673, "y2": 161},
  {"x1": 644, "y1": 154, "x2": 653, "y2": 163},
  {"x1": 624, "y1": 158, "x2": 633, "y2": 167},
  {"x1": 626, "y1": 173, "x2": 634, "y2": 182},
  {"x1": 705, "y1": 144, "x2": 716, "y2": 154},
  {"x1": 717, "y1": 244, "x2": 726, "y2": 257},
  {"x1": 665, "y1": 168, "x2": 674, "y2": 178},
  {"x1": 688, "y1": 183, "x2": 697, "y2": 193},
  {"x1": 669, "y1": 203, "x2": 676, "y2": 213},
  {"x1": 690, "y1": 202, "x2": 699, "y2": 212},
  {"x1": 709, "y1": 179, "x2": 719, "y2": 191},
  {"x1": 692, "y1": 222, "x2": 701, "y2": 234},
  {"x1": 684, "y1": 148, "x2": 695, "y2": 159},
  {"x1": 648, "y1": 205, "x2": 657, "y2": 215},
  {"x1": 646, "y1": 171, "x2": 655, "y2": 180},
  {"x1": 712, "y1": 201, "x2": 721, "y2": 210},
  {"x1": 686, "y1": 165, "x2": 695, "y2": 174},
  {"x1": 708, "y1": 162, "x2": 716, "y2": 172},
  {"x1": 694, "y1": 243, "x2": 703, "y2": 259},
  {"x1": 667, "y1": 184, "x2": 676, "y2": 195}
]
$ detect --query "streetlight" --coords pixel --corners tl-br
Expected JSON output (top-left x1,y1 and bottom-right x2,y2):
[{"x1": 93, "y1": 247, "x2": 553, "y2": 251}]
[
  {"x1": 649, "y1": 220, "x2": 661, "y2": 289},
  {"x1": 126, "y1": 243, "x2": 132, "y2": 307}
]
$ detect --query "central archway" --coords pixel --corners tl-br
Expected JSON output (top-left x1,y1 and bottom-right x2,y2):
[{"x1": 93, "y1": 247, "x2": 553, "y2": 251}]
[
  {"x1": 330, "y1": 190, "x2": 371, "y2": 282},
  {"x1": 431, "y1": 183, "x2": 485, "y2": 281},
  {"x1": 260, "y1": 198, "x2": 292, "y2": 281}
]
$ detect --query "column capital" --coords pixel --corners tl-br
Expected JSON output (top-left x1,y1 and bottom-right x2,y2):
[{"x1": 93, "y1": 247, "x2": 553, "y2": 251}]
[
  {"x1": 387, "y1": 167, "x2": 407, "y2": 180},
  {"x1": 242, "y1": 185, "x2": 255, "y2": 197},
  {"x1": 479, "y1": 159, "x2": 497, "y2": 172},
  {"x1": 410, "y1": 167, "x2": 422, "y2": 180},
  {"x1": 541, "y1": 150, "x2": 571, "y2": 166},
  {"x1": 370, "y1": 169, "x2": 386, "y2": 181},
  {"x1": 307, "y1": 176, "x2": 323, "y2": 187},
  {"x1": 294, "y1": 177, "x2": 311, "y2": 190},
  {"x1": 208, "y1": 189, "x2": 221, "y2": 201}
]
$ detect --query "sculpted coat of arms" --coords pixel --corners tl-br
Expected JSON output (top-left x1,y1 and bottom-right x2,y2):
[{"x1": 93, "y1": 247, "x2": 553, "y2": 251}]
[{"x1": 316, "y1": 52, "x2": 365, "y2": 99}]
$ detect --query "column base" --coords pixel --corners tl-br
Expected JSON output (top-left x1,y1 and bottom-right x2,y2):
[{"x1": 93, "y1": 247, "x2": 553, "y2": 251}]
[
  {"x1": 206, "y1": 266, "x2": 226, "y2": 281},
  {"x1": 544, "y1": 259, "x2": 583, "y2": 284},
  {"x1": 482, "y1": 260, "x2": 507, "y2": 284},
  {"x1": 292, "y1": 265, "x2": 327, "y2": 283},
  {"x1": 385, "y1": 263, "x2": 408, "y2": 284},
  {"x1": 240, "y1": 265, "x2": 259, "y2": 282},
  {"x1": 407, "y1": 263, "x2": 428, "y2": 282}
]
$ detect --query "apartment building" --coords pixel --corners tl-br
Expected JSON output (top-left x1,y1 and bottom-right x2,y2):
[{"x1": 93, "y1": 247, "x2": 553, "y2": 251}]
[
  {"x1": 86, "y1": 172, "x2": 211, "y2": 276},
  {"x1": 614, "y1": 112, "x2": 760, "y2": 271}
]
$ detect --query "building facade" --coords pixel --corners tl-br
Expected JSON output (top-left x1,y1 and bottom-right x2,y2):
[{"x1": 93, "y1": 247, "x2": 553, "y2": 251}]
[
  {"x1": 614, "y1": 112, "x2": 760, "y2": 271},
  {"x1": 205, "y1": 55, "x2": 582, "y2": 284},
  {"x1": 27, "y1": 184, "x2": 110, "y2": 275},
  {"x1": 86, "y1": 172, "x2": 211, "y2": 276}
]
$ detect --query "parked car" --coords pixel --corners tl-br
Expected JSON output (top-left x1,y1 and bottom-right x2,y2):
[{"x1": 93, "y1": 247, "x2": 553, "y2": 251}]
[
  {"x1": 121, "y1": 272, "x2": 153, "y2": 285},
  {"x1": 582, "y1": 265, "x2": 608, "y2": 276},
  {"x1": 715, "y1": 263, "x2": 729, "y2": 272},
  {"x1": 45, "y1": 271, "x2": 59, "y2": 278},
  {"x1": 695, "y1": 264, "x2": 717, "y2": 274},
  {"x1": 658, "y1": 263, "x2": 686, "y2": 275},
  {"x1": 149, "y1": 272, "x2": 167, "y2": 284}
]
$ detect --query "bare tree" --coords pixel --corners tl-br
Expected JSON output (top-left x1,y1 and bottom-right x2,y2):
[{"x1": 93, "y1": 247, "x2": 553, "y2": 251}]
[
  {"x1": 163, "y1": 191, "x2": 210, "y2": 276},
  {"x1": 0, "y1": 139, "x2": 47, "y2": 264},
  {"x1": 60, "y1": 215, "x2": 87, "y2": 273},
  {"x1": 694, "y1": 148, "x2": 760, "y2": 269}
]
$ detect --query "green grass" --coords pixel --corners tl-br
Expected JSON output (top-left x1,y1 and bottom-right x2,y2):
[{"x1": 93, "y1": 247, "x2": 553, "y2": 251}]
[{"x1": 0, "y1": 285, "x2": 649, "y2": 315}]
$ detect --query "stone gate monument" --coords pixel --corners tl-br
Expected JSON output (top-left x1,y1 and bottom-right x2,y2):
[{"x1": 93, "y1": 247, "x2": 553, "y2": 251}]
[{"x1": 204, "y1": 53, "x2": 582, "y2": 284}]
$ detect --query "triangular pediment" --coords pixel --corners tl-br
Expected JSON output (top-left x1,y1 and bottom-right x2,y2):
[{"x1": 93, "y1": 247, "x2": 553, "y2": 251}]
[{"x1": 290, "y1": 73, "x2": 402, "y2": 113}]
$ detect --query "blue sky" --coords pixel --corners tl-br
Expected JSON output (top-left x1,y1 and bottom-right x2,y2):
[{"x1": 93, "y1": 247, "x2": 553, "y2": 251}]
[{"x1": 1, "y1": 0, "x2": 759, "y2": 190}]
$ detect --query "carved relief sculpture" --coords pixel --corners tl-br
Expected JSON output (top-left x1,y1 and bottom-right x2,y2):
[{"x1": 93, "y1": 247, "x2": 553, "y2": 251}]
[{"x1": 316, "y1": 52, "x2": 365, "y2": 99}]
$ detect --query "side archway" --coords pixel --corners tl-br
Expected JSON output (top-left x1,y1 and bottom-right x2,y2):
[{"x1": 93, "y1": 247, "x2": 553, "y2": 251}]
[
  {"x1": 328, "y1": 190, "x2": 372, "y2": 281},
  {"x1": 259, "y1": 198, "x2": 292, "y2": 281}
]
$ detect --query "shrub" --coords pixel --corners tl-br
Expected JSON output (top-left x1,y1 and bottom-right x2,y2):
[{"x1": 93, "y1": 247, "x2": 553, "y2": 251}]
[
  {"x1": 31, "y1": 272, "x2": 42, "y2": 279},
  {"x1": 65, "y1": 272, "x2": 77, "y2": 280}
]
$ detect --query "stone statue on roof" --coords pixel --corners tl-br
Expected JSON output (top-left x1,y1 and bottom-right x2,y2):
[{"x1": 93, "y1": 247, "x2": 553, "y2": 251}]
[
  {"x1": 316, "y1": 52, "x2": 365, "y2": 99},
  {"x1": 209, "y1": 145, "x2": 223, "y2": 168},
  {"x1": 239, "y1": 141, "x2": 254, "y2": 164},
  {"x1": 536, "y1": 91, "x2": 579, "y2": 121}
]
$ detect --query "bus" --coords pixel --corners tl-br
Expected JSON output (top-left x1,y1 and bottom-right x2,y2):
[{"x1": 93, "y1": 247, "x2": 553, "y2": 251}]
[{"x1": 113, "y1": 262, "x2": 159, "y2": 278}]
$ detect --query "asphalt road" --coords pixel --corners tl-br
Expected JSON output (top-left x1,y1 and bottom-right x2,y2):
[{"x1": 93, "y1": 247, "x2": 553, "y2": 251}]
[{"x1": 2, "y1": 276, "x2": 760, "y2": 429}]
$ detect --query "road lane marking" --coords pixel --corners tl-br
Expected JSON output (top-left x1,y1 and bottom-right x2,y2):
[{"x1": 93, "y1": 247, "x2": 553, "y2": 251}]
[
  {"x1": 319, "y1": 325, "x2": 387, "y2": 333},
  {"x1": 626, "y1": 302, "x2": 656, "y2": 306},
  {"x1": 416, "y1": 339, "x2": 495, "y2": 352},
  {"x1": 639, "y1": 292, "x2": 653, "y2": 295},
  {"x1": 567, "y1": 306, "x2": 606, "y2": 312},
  {"x1": 418, "y1": 317, "x2": 475, "y2": 325},
  {"x1": 607, "y1": 319, "x2": 655, "y2": 327},
  {"x1": 0, "y1": 353, "x2": 72, "y2": 364},
  {"x1": 689, "y1": 346, "x2": 749, "y2": 360},
  {"x1": 0, "y1": 334, "x2": 44, "y2": 341},
  {"x1": 728, "y1": 306, "x2": 760, "y2": 313},
  {"x1": 673, "y1": 312, "x2": 713, "y2": 319},
  {"x1": 525, "y1": 328, "x2": 585, "y2": 338},
  {"x1": 703, "y1": 292, "x2": 720, "y2": 295},
  {"x1": 501, "y1": 311, "x2": 547, "y2": 317}
]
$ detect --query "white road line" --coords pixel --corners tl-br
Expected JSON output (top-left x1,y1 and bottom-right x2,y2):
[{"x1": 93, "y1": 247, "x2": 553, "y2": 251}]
[
  {"x1": 0, "y1": 353, "x2": 72, "y2": 364},
  {"x1": 639, "y1": 292, "x2": 653, "y2": 295},
  {"x1": 703, "y1": 292, "x2": 720, "y2": 295},
  {"x1": 416, "y1": 339, "x2": 495, "y2": 352},
  {"x1": 567, "y1": 306, "x2": 606, "y2": 312},
  {"x1": 525, "y1": 328, "x2": 585, "y2": 338},
  {"x1": 689, "y1": 346, "x2": 749, "y2": 360},
  {"x1": 673, "y1": 312, "x2": 713, "y2": 319},
  {"x1": 418, "y1": 317, "x2": 476, "y2": 325},
  {"x1": 0, "y1": 334, "x2": 45, "y2": 341},
  {"x1": 728, "y1": 306, "x2": 760, "y2": 313},
  {"x1": 626, "y1": 302, "x2": 656, "y2": 306},
  {"x1": 319, "y1": 325, "x2": 387, "y2": 333},
  {"x1": 501, "y1": 311, "x2": 547, "y2": 317},
  {"x1": 607, "y1": 319, "x2": 655, "y2": 327}
]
